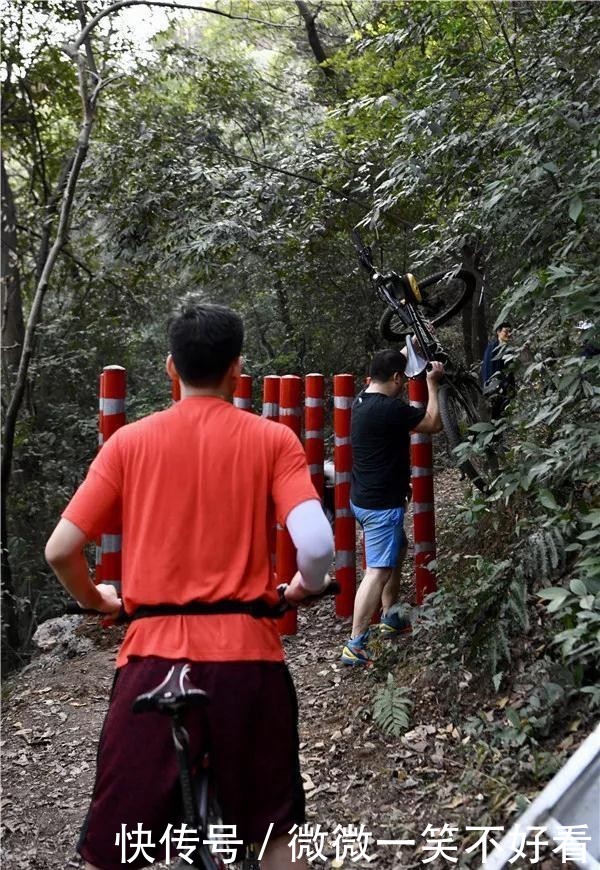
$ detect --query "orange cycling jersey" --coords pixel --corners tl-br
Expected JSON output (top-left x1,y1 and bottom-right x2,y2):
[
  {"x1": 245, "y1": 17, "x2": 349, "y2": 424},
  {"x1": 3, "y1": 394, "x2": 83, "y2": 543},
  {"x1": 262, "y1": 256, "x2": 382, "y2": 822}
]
[{"x1": 62, "y1": 396, "x2": 318, "y2": 667}]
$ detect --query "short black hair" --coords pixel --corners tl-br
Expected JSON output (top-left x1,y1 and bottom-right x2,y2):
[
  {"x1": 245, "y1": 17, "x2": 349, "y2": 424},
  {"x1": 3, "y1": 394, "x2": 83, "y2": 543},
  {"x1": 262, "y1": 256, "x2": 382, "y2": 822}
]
[
  {"x1": 495, "y1": 322, "x2": 512, "y2": 333},
  {"x1": 369, "y1": 348, "x2": 407, "y2": 382},
  {"x1": 168, "y1": 299, "x2": 244, "y2": 387}
]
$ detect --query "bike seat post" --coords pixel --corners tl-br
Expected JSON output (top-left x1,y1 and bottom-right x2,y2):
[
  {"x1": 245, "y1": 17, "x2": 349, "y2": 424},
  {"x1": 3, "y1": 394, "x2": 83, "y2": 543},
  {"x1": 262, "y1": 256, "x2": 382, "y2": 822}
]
[{"x1": 170, "y1": 714, "x2": 203, "y2": 832}]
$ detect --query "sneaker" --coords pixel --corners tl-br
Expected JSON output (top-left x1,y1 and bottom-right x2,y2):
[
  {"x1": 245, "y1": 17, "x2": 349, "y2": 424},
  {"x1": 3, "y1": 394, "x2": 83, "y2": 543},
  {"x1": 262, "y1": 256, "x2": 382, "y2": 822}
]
[
  {"x1": 340, "y1": 631, "x2": 372, "y2": 666},
  {"x1": 376, "y1": 608, "x2": 412, "y2": 638}
]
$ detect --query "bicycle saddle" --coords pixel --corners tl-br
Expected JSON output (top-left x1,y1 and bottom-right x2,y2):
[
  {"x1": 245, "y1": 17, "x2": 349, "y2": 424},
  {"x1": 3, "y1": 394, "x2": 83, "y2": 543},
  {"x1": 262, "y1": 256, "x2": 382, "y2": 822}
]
[{"x1": 132, "y1": 663, "x2": 209, "y2": 715}]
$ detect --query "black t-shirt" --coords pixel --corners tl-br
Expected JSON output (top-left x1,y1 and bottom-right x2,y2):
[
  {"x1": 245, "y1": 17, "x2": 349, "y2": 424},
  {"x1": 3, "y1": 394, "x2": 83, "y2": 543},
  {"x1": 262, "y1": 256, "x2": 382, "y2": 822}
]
[{"x1": 350, "y1": 391, "x2": 426, "y2": 509}]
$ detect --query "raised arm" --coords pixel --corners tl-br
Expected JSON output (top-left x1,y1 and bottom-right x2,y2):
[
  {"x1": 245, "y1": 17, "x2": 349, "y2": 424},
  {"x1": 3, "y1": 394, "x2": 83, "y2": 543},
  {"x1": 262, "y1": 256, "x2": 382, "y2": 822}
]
[{"x1": 412, "y1": 361, "x2": 444, "y2": 434}]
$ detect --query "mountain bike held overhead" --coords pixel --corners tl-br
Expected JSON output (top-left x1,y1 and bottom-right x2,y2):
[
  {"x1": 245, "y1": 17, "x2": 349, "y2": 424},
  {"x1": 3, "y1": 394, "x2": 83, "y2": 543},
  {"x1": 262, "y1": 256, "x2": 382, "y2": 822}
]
[
  {"x1": 352, "y1": 230, "x2": 492, "y2": 491},
  {"x1": 45, "y1": 300, "x2": 335, "y2": 870}
]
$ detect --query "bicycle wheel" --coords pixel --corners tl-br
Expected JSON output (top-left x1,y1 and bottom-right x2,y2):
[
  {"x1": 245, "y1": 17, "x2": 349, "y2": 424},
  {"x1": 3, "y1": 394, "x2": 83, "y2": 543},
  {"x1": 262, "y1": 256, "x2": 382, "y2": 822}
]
[
  {"x1": 438, "y1": 382, "x2": 487, "y2": 491},
  {"x1": 379, "y1": 306, "x2": 411, "y2": 342},
  {"x1": 379, "y1": 269, "x2": 476, "y2": 342},
  {"x1": 420, "y1": 270, "x2": 475, "y2": 328}
]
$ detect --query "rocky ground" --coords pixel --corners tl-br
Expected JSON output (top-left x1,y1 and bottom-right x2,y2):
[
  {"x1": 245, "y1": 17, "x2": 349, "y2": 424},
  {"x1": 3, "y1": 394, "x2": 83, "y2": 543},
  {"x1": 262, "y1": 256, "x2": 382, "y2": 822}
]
[{"x1": 1, "y1": 471, "x2": 590, "y2": 869}]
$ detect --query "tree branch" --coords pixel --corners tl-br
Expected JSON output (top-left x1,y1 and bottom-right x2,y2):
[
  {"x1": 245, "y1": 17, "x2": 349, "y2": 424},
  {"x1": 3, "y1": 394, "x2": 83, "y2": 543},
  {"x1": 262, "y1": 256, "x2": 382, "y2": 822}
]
[
  {"x1": 295, "y1": 0, "x2": 335, "y2": 77},
  {"x1": 2, "y1": 35, "x2": 99, "y2": 498},
  {"x1": 68, "y1": 0, "x2": 293, "y2": 54}
]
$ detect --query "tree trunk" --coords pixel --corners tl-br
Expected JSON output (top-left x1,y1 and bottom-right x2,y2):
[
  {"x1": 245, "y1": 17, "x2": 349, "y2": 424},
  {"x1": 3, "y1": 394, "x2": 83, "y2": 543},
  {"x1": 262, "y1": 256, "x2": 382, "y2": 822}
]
[
  {"x1": 473, "y1": 291, "x2": 488, "y2": 362},
  {"x1": 462, "y1": 302, "x2": 474, "y2": 365},
  {"x1": 1, "y1": 51, "x2": 98, "y2": 661},
  {"x1": 1, "y1": 154, "x2": 25, "y2": 387},
  {"x1": 295, "y1": 0, "x2": 335, "y2": 77}
]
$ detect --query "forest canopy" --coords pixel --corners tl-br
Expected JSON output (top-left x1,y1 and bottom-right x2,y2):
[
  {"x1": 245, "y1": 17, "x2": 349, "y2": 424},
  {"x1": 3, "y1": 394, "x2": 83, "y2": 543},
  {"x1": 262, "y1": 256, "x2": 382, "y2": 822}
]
[{"x1": 1, "y1": 0, "x2": 599, "y2": 709}]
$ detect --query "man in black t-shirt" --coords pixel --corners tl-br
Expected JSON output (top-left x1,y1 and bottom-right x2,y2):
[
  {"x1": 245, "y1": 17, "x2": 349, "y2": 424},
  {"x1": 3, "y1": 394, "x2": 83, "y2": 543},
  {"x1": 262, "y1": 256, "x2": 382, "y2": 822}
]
[{"x1": 341, "y1": 349, "x2": 444, "y2": 666}]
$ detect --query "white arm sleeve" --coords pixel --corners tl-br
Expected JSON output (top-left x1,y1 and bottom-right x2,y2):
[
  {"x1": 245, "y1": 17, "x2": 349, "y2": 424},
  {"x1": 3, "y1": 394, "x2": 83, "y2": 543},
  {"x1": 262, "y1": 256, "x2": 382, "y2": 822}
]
[{"x1": 286, "y1": 499, "x2": 334, "y2": 593}]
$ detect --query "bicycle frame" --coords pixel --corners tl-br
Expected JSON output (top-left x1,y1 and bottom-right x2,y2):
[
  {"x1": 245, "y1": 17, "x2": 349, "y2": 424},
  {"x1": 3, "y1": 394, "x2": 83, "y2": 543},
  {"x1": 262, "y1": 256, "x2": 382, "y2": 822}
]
[{"x1": 352, "y1": 229, "x2": 475, "y2": 371}]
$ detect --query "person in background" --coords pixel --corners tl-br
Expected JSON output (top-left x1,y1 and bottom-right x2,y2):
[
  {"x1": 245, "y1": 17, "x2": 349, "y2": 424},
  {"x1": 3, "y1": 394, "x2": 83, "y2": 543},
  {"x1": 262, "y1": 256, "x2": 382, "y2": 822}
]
[
  {"x1": 481, "y1": 321, "x2": 514, "y2": 418},
  {"x1": 341, "y1": 348, "x2": 444, "y2": 667}
]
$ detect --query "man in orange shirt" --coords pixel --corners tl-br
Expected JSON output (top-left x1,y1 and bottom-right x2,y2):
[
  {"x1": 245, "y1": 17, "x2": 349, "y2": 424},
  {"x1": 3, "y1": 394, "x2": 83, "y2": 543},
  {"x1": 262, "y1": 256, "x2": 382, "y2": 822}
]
[{"x1": 45, "y1": 301, "x2": 334, "y2": 870}]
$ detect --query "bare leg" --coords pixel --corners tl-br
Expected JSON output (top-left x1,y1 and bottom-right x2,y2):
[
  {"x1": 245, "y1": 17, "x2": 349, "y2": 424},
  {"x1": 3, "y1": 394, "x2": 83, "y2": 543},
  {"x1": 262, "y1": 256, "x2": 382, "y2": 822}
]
[
  {"x1": 262, "y1": 834, "x2": 309, "y2": 870},
  {"x1": 351, "y1": 566, "x2": 392, "y2": 637},
  {"x1": 85, "y1": 863, "x2": 100, "y2": 870},
  {"x1": 381, "y1": 543, "x2": 407, "y2": 613}
]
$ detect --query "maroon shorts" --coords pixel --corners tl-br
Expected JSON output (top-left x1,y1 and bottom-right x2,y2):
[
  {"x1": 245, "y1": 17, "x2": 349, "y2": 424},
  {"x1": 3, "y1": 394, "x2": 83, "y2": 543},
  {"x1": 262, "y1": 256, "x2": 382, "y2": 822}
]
[{"x1": 78, "y1": 658, "x2": 305, "y2": 870}]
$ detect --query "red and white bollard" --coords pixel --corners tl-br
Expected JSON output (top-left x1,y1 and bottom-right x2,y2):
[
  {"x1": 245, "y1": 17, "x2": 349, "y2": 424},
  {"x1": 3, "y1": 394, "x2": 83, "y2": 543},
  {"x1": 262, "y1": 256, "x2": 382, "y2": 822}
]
[
  {"x1": 233, "y1": 374, "x2": 253, "y2": 411},
  {"x1": 97, "y1": 365, "x2": 126, "y2": 592},
  {"x1": 277, "y1": 375, "x2": 302, "y2": 636},
  {"x1": 262, "y1": 375, "x2": 280, "y2": 421},
  {"x1": 408, "y1": 375, "x2": 436, "y2": 603},
  {"x1": 263, "y1": 375, "x2": 280, "y2": 571},
  {"x1": 304, "y1": 374, "x2": 325, "y2": 499},
  {"x1": 333, "y1": 374, "x2": 356, "y2": 618}
]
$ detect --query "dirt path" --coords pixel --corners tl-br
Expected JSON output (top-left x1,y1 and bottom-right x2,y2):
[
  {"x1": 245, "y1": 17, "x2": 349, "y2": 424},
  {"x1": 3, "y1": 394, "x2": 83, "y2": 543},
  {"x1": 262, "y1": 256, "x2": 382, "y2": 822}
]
[
  {"x1": 1, "y1": 471, "x2": 580, "y2": 869},
  {"x1": 2, "y1": 605, "x2": 476, "y2": 870}
]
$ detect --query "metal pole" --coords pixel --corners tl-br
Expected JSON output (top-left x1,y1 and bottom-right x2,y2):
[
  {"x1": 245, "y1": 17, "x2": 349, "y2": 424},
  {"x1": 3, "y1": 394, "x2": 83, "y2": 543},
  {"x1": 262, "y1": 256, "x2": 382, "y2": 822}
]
[
  {"x1": 304, "y1": 374, "x2": 325, "y2": 499},
  {"x1": 233, "y1": 374, "x2": 253, "y2": 411},
  {"x1": 98, "y1": 365, "x2": 127, "y2": 594},
  {"x1": 333, "y1": 374, "x2": 356, "y2": 618},
  {"x1": 408, "y1": 374, "x2": 436, "y2": 603},
  {"x1": 277, "y1": 375, "x2": 302, "y2": 636}
]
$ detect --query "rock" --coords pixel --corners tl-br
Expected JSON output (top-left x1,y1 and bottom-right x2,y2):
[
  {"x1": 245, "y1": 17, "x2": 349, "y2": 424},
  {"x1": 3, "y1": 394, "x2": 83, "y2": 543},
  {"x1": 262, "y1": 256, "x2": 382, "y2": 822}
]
[{"x1": 33, "y1": 616, "x2": 93, "y2": 660}]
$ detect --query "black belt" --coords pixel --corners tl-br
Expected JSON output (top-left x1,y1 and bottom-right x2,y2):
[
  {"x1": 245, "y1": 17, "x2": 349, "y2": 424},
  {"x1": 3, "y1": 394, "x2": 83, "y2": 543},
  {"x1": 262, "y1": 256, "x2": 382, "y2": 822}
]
[{"x1": 127, "y1": 598, "x2": 286, "y2": 621}]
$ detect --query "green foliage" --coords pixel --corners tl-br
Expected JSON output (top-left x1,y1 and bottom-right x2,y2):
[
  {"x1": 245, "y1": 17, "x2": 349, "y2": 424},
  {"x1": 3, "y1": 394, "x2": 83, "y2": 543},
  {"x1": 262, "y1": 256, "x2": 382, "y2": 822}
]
[
  {"x1": 371, "y1": 673, "x2": 412, "y2": 737},
  {"x1": 3, "y1": 0, "x2": 598, "y2": 702}
]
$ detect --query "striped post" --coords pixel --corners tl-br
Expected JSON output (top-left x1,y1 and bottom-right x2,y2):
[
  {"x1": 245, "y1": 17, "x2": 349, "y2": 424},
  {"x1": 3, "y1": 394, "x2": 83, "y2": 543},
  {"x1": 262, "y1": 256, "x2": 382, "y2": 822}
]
[
  {"x1": 333, "y1": 374, "x2": 356, "y2": 617},
  {"x1": 263, "y1": 376, "x2": 280, "y2": 572},
  {"x1": 97, "y1": 365, "x2": 126, "y2": 592},
  {"x1": 304, "y1": 374, "x2": 325, "y2": 499},
  {"x1": 409, "y1": 375, "x2": 436, "y2": 603},
  {"x1": 234, "y1": 374, "x2": 253, "y2": 411},
  {"x1": 95, "y1": 372, "x2": 105, "y2": 578},
  {"x1": 276, "y1": 375, "x2": 302, "y2": 636},
  {"x1": 262, "y1": 375, "x2": 280, "y2": 421}
]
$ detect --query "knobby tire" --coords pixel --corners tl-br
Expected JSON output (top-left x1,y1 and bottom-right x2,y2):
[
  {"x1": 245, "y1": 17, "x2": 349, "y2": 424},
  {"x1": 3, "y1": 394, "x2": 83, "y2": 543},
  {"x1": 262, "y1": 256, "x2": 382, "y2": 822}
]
[
  {"x1": 438, "y1": 382, "x2": 487, "y2": 492},
  {"x1": 378, "y1": 270, "x2": 476, "y2": 342}
]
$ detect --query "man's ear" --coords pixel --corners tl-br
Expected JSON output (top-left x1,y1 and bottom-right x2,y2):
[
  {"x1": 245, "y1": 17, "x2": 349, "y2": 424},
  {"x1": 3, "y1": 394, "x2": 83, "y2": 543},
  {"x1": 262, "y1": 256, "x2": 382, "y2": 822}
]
[{"x1": 166, "y1": 353, "x2": 178, "y2": 381}]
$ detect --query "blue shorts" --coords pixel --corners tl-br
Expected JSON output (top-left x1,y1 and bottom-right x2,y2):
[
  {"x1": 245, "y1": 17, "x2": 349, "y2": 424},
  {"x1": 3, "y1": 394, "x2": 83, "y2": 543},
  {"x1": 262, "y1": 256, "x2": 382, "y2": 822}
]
[{"x1": 351, "y1": 502, "x2": 407, "y2": 568}]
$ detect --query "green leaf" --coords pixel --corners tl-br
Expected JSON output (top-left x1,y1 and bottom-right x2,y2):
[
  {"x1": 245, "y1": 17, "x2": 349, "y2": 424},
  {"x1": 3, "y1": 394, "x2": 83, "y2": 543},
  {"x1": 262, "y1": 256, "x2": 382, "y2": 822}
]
[
  {"x1": 569, "y1": 578, "x2": 587, "y2": 596},
  {"x1": 506, "y1": 708, "x2": 521, "y2": 729},
  {"x1": 539, "y1": 489, "x2": 559, "y2": 511},
  {"x1": 538, "y1": 587, "x2": 569, "y2": 601},
  {"x1": 569, "y1": 196, "x2": 583, "y2": 222}
]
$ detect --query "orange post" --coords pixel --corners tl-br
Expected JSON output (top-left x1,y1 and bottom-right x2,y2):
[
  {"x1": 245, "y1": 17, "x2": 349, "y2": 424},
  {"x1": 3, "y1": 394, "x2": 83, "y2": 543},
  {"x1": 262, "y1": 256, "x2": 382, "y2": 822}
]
[
  {"x1": 233, "y1": 374, "x2": 253, "y2": 411},
  {"x1": 95, "y1": 372, "x2": 105, "y2": 580},
  {"x1": 277, "y1": 375, "x2": 302, "y2": 635},
  {"x1": 262, "y1": 375, "x2": 280, "y2": 421},
  {"x1": 333, "y1": 374, "x2": 356, "y2": 617},
  {"x1": 408, "y1": 375, "x2": 436, "y2": 602},
  {"x1": 304, "y1": 374, "x2": 325, "y2": 499},
  {"x1": 98, "y1": 366, "x2": 126, "y2": 592},
  {"x1": 263, "y1": 376, "x2": 281, "y2": 572}
]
